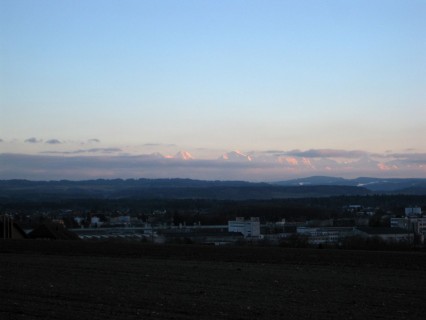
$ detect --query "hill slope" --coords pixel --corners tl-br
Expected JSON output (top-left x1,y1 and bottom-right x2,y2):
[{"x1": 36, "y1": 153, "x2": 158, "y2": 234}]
[{"x1": 0, "y1": 178, "x2": 370, "y2": 201}]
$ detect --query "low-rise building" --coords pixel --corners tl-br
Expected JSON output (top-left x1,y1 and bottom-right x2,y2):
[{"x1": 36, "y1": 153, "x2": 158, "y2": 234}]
[
  {"x1": 0, "y1": 215, "x2": 27, "y2": 239},
  {"x1": 158, "y1": 229, "x2": 244, "y2": 245},
  {"x1": 390, "y1": 217, "x2": 409, "y2": 229},
  {"x1": 29, "y1": 223, "x2": 79, "y2": 240},
  {"x1": 228, "y1": 217, "x2": 260, "y2": 238},
  {"x1": 405, "y1": 207, "x2": 422, "y2": 217},
  {"x1": 354, "y1": 227, "x2": 413, "y2": 243},
  {"x1": 297, "y1": 227, "x2": 353, "y2": 245},
  {"x1": 391, "y1": 216, "x2": 426, "y2": 238},
  {"x1": 416, "y1": 217, "x2": 426, "y2": 234}
]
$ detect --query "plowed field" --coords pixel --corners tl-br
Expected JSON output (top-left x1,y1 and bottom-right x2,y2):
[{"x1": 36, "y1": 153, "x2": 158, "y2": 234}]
[{"x1": 1, "y1": 241, "x2": 426, "y2": 319}]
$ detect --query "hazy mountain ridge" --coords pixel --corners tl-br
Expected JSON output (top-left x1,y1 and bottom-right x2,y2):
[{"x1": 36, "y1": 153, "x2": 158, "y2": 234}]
[
  {"x1": 274, "y1": 176, "x2": 426, "y2": 193},
  {"x1": 2, "y1": 152, "x2": 425, "y2": 181},
  {"x1": 0, "y1": 178, "x2": 369, "y2": 201},
  {"x1": 1, "y1": 176, "x2": 425, "y2": 202}
]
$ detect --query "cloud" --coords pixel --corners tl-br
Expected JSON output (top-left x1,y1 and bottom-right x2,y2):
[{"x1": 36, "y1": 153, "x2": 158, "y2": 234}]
[
  {"x1": 2, "y1": 151, "x2": 426, "y2": 181},
  {"x1": 274, "y1": 149, "x2": 369, "y2": 159},
  {"x1": 263, "y1": 150, "x2": 285, "y2": 154},
  {"x1": 45, "y1": 139, "x2": 62, "y2": 144},
  {"x1": 87, "y1": 138, "x2": 100, "y2": 143},
  {"x1": 143, "y1": 143, "x2": 176, "y2": 147},
  {"x1": 25, "y1": 137, "x2": 42, "y2": 144},
  {"x1": 385, "y1": 153, "x2": 426, "y2": 165},
  {"x1": 0, "y1": 139, "x2": 3, "y2": 142},
  {"x1": 84, "y1": 148, "x2": 122, "y2": 154},
  {"x1": 0, "y1": 154, "x2": 287, "y2": 181},
  {"x1": 40, "y1": 147, "x2": 122, "y2": 155}
]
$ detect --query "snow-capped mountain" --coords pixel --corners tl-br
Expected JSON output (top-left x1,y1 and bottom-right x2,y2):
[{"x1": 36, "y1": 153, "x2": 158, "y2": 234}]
[
  {"x1": 277, "y1": 156, "x2": 315, "y2": 168},
  {"x1": 219, "y1": 150, "x2": 252, "y2": 161},
  {"x1": 346, "y1": 156, "x2": 381, "y2": 170},
  {"x1": 129, "y1": 150, "x2": 425, "y2": 180},
  {"x1": 174, "y1": 151, "x2": 194, "y2": 160},
  {"x1": 274, "y1": 155, "x2": 342, "y2": 171},
  {"x1": 138, "y1": 152, "x2": 166, "y2": 160}
]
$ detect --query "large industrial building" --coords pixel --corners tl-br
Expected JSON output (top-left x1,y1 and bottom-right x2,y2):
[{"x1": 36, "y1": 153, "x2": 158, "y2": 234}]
[{"x1": 228, "y1": 217, "x2": 261, "y2": 238}]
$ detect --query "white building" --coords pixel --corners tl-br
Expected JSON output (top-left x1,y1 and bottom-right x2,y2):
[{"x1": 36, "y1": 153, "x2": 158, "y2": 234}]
[
  {"x1": 417, "y1": 217, "x2": 426, "y2": 234},
  {"x1": 405, "y1": 207, "x2": 422, "y2": 217},
  {"x1": 228, "y1": 217, "x2": 260, "y2": 238},
  {"x1": 297, "y1": 227, "x2": 353, "y2": 245},
  {"x1": 110, "y1": 215, "x2": 131, "y2": 225},
  {"x1": 390, "y1": 217, "x2": 409, "y2": 229},
  {"x1": 90, "y1": 216, "x2": 101, "y2": 227},
  {"x1": 391, "y1": 216, "x2": 426, "y2": 234},
  {"x1": 355, "y1": 227, "x2": 413, "y2": 243}
]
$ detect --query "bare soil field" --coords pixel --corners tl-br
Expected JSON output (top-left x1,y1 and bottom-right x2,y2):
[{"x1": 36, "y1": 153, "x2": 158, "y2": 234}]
[{"x1": 1, "y1": 241, "x2": 426, "y2": 320}]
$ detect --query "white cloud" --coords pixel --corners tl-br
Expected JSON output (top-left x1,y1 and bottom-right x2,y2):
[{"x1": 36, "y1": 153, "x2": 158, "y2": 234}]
[
  {"x1": 271, "y1": 149, "x2": 369, "y2": 159},
  {"x1": 1, "y1": 151, "x2": 426, "y2": 181},
  {"x1": 143, "y1": 143, "x2": 176, "y2": 147}
]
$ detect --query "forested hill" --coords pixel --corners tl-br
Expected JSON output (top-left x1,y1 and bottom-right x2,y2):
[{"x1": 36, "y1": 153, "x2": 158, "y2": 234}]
[
  {"x1": 274, "y1": 176, "x2": 426, "y2": 194},
  {"x1": 0, "y1": 178, "x2": 370, "y2": 201}
]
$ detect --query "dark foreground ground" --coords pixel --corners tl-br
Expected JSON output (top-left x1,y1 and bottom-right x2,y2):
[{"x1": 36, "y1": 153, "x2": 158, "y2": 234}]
[{"x1": 1, "y1": 241, "x2": 426, "y2": 320}]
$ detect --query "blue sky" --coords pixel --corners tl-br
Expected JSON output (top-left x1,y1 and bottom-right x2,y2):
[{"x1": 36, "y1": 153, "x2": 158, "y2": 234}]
[{"x1": 1, "y1": 0, "x2": 425, "y2": 180}]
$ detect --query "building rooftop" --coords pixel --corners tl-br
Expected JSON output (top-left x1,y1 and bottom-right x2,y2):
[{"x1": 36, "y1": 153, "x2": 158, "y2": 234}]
[{"x1": 356, "y1": 227, "x2": 409, "y2": 235}]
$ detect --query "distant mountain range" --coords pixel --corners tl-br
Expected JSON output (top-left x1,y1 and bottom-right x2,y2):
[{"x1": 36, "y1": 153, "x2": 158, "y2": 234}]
[
  {"x1": 118, "y1": 151, "x2": 424, "y2": 179},
  {"x1": 0, "y1": 178, "x2": 370, "y2": 201},
  {"x1": 1, "y1": 176, "x2": 426, "y2": 202},
  {"x1": 2, "y1": 150, "x2": 425, "y2": 181},
  {"x1": 219, "y1": 150, "x2": 253, "y2": 161},
  {"x1": 274, "y1": 176, "x2": 426, "y2": 194}
]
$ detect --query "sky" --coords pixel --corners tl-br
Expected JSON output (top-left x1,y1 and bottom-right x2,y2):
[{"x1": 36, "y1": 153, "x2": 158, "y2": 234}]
[{"x1": 1, "y1": 0, "x2": 425, "y2": 181}]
